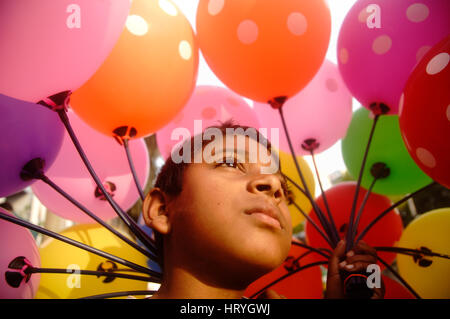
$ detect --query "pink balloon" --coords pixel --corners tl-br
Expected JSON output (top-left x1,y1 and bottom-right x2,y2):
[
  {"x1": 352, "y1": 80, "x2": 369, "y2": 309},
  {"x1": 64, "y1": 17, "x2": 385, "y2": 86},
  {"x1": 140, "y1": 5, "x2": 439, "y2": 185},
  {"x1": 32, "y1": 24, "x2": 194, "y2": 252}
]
[
  {"x1": 0, "y1": 0, "x2": 130, "y2": 102},
  {"x1": 254, "y1": 60, "x2": 352, "y2": 155},
  {"x1": 156, "y1": 85, "x2": 260, "y2": 159},
  {"x1": 31, "y1": 111, "x2": 149, "y2": 223},
  {"x1": 337, "y1": 0, "x2": 450, "y2": 114},
  {"x1": 0, "y1": 208, "x2": 41, "y2": 299}
]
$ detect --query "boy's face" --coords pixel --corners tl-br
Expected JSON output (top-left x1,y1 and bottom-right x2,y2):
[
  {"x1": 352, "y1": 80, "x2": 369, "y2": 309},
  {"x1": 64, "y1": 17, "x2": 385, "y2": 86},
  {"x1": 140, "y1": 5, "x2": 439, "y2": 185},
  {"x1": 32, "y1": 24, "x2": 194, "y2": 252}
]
[{"x1": 166, "y1": 135, "x2": 293, "y2": 283}]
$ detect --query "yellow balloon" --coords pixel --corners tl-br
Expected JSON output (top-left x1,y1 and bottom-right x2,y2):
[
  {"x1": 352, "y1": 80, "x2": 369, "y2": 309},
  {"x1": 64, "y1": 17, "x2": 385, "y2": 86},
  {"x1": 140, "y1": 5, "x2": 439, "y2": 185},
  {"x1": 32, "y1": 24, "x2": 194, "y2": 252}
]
[
  {"x1": 35, "y1": 224, "x2": 151, "y2": 299},
  {"x1": 279, "y1": 150, "x2": 315, "y2": 229},
  {"x1": 397, "y1": 208, "x2": 450, "y2": 299}
]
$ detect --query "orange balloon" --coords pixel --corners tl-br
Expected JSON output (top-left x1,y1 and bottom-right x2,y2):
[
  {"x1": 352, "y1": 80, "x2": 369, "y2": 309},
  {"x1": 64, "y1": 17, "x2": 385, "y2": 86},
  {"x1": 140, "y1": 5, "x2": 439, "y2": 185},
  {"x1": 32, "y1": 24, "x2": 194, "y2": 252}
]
[
  {"x1": 196, "y1": 0, "x2": 331, "y2": 103},
  {"x1": 244, "y1": 239, "x2": 324, "y2": 299},
  {"x1": 71, "y1": 0, "x2": 198, "y2": 138}
]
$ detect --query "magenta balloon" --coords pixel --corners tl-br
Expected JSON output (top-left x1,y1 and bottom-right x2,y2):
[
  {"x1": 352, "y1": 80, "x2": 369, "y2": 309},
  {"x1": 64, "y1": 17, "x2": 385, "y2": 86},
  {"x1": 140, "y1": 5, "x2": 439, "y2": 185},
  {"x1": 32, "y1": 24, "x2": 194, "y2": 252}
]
[
  {"x1": 254, "y1": 60, "x2": 352, "y2": 155},
  {"x1": 31, "y1": 111, "x2": 150, "y2": 223},
  {"x1": 0, "y1": 209, "x2": 41, "y2": 299},
  {"x1": 0, "y1": 94, "x2": 65, "y2": 198},
  {"x1": 0, "y1": 0, "x2": 130, "y2": 102},
  {"x1": 337, "y1": 0, "x2": 450, "y2": 114},
  {"x1": 156, "y1": 85, "x2": 260, "y2": 159}
]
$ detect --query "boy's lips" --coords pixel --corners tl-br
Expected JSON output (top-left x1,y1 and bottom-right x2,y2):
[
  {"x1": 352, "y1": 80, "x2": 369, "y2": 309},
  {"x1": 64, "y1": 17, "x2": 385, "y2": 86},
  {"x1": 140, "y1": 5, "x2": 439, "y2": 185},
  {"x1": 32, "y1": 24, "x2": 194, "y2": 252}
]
[{"x1": 245, "y1": 206, "x2": 283, "y2": 230}]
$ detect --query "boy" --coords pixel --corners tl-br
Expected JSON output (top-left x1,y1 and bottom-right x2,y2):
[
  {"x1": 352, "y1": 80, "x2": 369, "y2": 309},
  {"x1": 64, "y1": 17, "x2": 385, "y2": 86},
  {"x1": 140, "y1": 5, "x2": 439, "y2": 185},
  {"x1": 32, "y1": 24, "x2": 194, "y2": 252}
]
[{"x1": 143, "y1": 121, "x2": 383, "y2": 299}]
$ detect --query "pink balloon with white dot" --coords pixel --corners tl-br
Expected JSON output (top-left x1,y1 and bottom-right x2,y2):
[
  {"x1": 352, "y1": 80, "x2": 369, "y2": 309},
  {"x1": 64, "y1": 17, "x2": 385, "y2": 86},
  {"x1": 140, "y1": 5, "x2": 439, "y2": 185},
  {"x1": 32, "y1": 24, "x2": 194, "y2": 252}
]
[
  {"x1": 156, "y1": 85, "x2": 260, "y2": 160},
  {"x1": 337, "y1": 0, "x2": 450, "y2": 114},
  {"x1": 254, "y1": 60, "x2": 352, "y2": 155}
]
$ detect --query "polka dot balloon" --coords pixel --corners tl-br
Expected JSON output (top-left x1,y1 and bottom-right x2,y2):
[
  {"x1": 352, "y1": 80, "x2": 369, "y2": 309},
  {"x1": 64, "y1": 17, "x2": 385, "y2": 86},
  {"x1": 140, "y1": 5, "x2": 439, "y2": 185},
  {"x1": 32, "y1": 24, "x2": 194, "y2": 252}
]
[
  {"x1": 196, "y1": 0, "x2": 331, "y2": 103},
  {"x1": 70, "y1": 0, "x2": 199, "y2": 139},
  {"x1": 337, "y1": 0, "x2": 450, "y2": 114},
  {"x1": 399, "y1": 35, "x2": 450, "y2": 189}
]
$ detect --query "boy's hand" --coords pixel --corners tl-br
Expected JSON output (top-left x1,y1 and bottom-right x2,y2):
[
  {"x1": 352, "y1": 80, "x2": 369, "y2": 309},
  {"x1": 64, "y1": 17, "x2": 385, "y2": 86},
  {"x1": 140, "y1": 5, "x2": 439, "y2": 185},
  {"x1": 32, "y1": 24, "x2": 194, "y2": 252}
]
[
  {"x1": 256, "y1": 289, "x2": 287, "y2": 299},
  {"x1": 326, "y1": 240, "x2": 385, "y2": 299}
]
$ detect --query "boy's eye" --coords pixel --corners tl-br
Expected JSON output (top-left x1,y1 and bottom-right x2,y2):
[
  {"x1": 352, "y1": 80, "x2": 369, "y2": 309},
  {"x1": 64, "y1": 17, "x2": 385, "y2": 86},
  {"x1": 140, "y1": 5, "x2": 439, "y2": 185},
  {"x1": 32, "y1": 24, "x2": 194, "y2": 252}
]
[{"x1": 216, "y1": 157, "x2": 243, "y2": 170}]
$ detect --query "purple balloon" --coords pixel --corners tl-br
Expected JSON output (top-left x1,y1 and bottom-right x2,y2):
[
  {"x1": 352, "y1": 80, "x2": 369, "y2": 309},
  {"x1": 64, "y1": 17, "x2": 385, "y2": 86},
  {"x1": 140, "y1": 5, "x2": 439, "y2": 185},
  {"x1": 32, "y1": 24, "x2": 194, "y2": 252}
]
[{"x1": 0, "y1": 93, "x2": 65, "y2": 197}]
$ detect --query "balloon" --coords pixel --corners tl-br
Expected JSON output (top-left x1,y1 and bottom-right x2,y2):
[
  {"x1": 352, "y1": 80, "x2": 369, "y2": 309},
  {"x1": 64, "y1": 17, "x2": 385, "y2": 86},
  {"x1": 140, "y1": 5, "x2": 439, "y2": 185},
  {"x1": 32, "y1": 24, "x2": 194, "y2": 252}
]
[
  {"x1": 196, "y1": 0, "x2": 331, "y2": 102},
  {"x1": 35, "y1": 224, "x2": 149, "y2": 299},
  {"x1": 279, "y1": 151, "x2": 315, "y2": 229},
  {"x1": 337, "y1": 0, "x2": 450, "y2": 114},
  {"x1": 0, "y1": 208, "x2": 41, "y2": 299},
  {"x1": 397, "y1": 208, "x2": 450, "y2": 299},
  {"x1": 31, "y1": 111, "x2": 149, "y2": 223},
  {"x1": 70, "y1": 0, "x2": 198, "y2": 139},
  {"x1": 399, "y1": 35, "x2": 450, "y2": 188},
  {"x1": 244, "y1": 239, "x2": 323, "y2": 298},
  {"x1": 0, "y1": 94, "x2": 65, "y2": 197},
  {"x1": 305, "y1": 182, "x2": 403, "y2": 267},
  {"x1": 156, "y1": 85, "x2": 260, "y2": 160},
  {"x1": 383, "y1": 276, "x2": 415, "y2": 299},
  {"x1": 254, "y1": 60, "x2": 353, "y2": 155},
  {"x1": 0, "y1": 0, "x2": 130, "y2": 102},
  {"x1": 342, "y1": 108, "x2": 433, "y2": 195}
]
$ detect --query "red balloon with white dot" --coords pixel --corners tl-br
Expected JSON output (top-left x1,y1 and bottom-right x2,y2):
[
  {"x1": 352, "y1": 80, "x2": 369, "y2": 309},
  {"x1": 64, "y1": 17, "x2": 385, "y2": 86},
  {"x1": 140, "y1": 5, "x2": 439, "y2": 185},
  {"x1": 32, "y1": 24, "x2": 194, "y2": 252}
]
[{"x1": 399, "y1": 35, "x2": 450, "y2": 189}]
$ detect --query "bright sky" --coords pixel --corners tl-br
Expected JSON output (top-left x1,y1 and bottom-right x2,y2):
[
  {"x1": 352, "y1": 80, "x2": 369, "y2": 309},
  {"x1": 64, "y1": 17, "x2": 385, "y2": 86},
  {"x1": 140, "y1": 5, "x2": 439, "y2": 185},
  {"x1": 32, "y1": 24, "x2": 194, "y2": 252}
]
[{"x1": 171, "y1": 0, "x2": 359, "y2": 193}]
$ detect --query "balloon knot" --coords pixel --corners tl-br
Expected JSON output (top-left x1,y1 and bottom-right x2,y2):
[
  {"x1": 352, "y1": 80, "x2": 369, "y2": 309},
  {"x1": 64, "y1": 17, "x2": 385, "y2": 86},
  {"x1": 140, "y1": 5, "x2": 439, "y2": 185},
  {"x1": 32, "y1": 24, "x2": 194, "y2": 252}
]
[
  {"x1": 370, "y1": 162, "x2": 390, "y2": 179},
  {"x1": 5, "y1": 256, "x2": 33, "y2": 288},
  {"x1": 97, "y1": 260, "x2": 118, "y2": 283},
  {"x1": 20, "y1": 158, "x2": 45, "y2": 181},
  {"x1": 268, "y1": 96, "x2": 288, "y2": 109},
  {"x1": 37, "y1": 90, "x2": 71, "y2": 112},
  {"x1": 113, "y1": 126, "x2": 138, "y2": 145},
  {"x1": 301, "y1": 138, "x2": 320, "y2": 152},
  {"x1": 369, "y1": 102, "x2": 390, "y2": 115},
  {"x1": 94, "y1": 181, "x2": 117, "y2": 201}
]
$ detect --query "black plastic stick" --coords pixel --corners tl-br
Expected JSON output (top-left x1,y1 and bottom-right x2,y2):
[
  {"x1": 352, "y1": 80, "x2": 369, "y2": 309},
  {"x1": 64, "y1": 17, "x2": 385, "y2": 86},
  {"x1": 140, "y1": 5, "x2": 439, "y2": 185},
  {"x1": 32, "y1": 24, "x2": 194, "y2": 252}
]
[
  {"x1": 355, "y1": 182, "x2": 436, "y2": 243},
  {"x1": 40, "y1": 174, "x2": 158, "y2": 259},
  {"x1": 376, "y1": 256, "x2": 421, "y2": 299},
  {"x1": 309, "y1": 149, "x2": 340, "y2": 244},
  {"x1": 278, "y1": 107, "x2": 336, "y2": 247},
  {"x1": 56, "y1": 109, "x2": 157, "y2": 253},
  {"x1": 79, "y1": 290, "x2": 157, "y2": 299},
  {"x1": 123, "y1": 139, "x2": 145, "y2": 201},
  {"x1": 248, "y1": 261, "x2": 328, "y2": 299},
  {"x1": 0, "y1": 211, "x2": 161, "y2": 279},
  {"x1": 27, "y1": 267, "x2": 157, "y2": 283},
  {"x1": 346, "y1": 115, "x2": 380, "y2": 252}
]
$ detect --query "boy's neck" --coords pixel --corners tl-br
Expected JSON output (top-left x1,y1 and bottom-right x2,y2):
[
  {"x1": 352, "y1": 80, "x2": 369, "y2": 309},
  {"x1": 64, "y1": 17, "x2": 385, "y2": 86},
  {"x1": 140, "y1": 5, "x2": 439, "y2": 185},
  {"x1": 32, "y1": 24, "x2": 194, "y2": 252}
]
[{"x1": 151, "y1": 266, "x2": 246, "y2": 299}]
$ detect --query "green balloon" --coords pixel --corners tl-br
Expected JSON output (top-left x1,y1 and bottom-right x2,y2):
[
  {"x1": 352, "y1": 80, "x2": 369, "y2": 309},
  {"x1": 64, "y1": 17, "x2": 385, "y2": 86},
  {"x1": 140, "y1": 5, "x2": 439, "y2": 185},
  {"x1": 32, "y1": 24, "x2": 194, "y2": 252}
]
[{"x1": 342, "y1": 108, "x2": 432, "y2": 195}]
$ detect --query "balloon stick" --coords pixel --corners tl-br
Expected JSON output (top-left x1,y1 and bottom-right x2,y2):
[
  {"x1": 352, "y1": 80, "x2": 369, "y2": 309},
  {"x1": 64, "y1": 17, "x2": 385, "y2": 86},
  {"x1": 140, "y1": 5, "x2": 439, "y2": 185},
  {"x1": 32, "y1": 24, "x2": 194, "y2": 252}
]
[
  {"x1": 375, "y1": 246, "x2": 450, "y2": 260},
  {"x1": 277, "y1": 106, "x2": 336, "y2": 247},
  {"x1": 38, "y1": 91, "x2": 156, "y2": 253},
  {"x1": 307, "y1": 147, "x2": 340, "y2": 244},
  {"x1": 36, "y1": 171, "x2": 158, "y2": 260},
  {"x1": 350, "y1": 162, "x2": 390, "y2": 244},
  {"x1": 79, "y1": 290, "x2": 157, "y2": 299},
  {"x1": 248, "y1": 261, "x2": 328, "y2": 299},
  {"x1": 355, "y1": 182, "x2": 437, "y2": 243},
  {"x1": 346, "y1": 113, "x2": 381, "y2": 252},
  {"x1": 376, "y1": 255, "x2": 421, "y2": 299},
  {"x1": 0, "y1": 210, "x2": 161, "y2": 279},
  {"x1": 291, "y1": 202, "x2": 333, "y2": 248}
]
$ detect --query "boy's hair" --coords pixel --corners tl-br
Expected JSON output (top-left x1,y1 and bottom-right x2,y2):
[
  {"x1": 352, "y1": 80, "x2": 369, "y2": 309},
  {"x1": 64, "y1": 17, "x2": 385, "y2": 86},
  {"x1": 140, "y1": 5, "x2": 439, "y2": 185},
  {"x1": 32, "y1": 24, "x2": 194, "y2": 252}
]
[{"x1": 151, "y1": 120, "x2": 291, "y2": 271}]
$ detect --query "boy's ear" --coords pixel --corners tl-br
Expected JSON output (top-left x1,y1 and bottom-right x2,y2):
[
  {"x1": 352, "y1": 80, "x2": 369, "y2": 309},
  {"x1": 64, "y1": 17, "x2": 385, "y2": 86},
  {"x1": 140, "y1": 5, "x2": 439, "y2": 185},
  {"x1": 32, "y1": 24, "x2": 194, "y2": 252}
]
[{"x1": 142, "y1": 188, "x2": 171, "y2": 235}]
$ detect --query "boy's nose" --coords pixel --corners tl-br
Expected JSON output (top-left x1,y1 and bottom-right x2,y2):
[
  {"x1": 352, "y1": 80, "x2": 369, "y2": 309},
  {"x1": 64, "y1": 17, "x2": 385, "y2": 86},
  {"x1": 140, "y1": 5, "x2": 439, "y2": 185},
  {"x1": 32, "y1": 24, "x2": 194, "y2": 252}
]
[{"x1": 248, "y1": 174, "x2": 283, "y2": 203}]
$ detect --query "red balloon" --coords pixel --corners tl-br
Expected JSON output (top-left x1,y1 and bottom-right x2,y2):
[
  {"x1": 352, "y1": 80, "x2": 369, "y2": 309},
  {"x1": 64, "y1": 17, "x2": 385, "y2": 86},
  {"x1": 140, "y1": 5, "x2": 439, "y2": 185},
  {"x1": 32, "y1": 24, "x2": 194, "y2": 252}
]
[
  {"x1": 305, "y1": 182, "x2": 403, "y2": 267},
  {"x1": 383, "y1": 276, "x2": 415, "y2": 299},
  {"x1": 244, "y1": 239, "x2": 324, "y2": 299},
  {"x1": 399, "y1": 35, "x2": 450, "y2": 188}
]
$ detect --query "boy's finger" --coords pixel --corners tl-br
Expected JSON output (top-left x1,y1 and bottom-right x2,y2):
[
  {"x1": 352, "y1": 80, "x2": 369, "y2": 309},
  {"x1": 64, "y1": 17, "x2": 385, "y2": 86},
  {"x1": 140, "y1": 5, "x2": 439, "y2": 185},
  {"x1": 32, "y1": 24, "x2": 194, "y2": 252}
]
[
  {"x1": 353, "y1": 241, "x2": 377, "y2": 257},
  {"x1": 328, "y1": 240, "x2": 346, "y2": 276},
  {"x1": 340, "y1": 261, "x2": 372, "y2": 273},
  {"x1": 345, "y1": 254, "x2": 377, "y2": 265}
]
